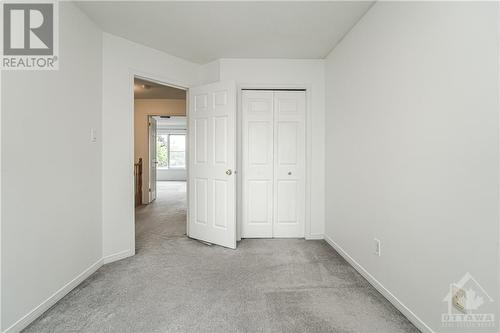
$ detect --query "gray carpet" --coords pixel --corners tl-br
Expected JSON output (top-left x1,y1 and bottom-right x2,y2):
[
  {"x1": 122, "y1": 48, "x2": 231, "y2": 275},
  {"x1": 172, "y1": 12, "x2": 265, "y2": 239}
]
[{"x1": 24, "y1": 181, "x2": 419, "y2": 333}]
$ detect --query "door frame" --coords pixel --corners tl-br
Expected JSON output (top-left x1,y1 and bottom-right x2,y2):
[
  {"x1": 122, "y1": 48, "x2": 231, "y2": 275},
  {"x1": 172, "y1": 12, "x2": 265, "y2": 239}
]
[
  {"x1": 236, "y1": 83, "x2": 313, "y2": 240},
  {"x1": 129, "y1": 70, "x2": 190, "y2": 252},
  {"x1": 148, "y1": 115, "x2": 157, "y2": 203}
]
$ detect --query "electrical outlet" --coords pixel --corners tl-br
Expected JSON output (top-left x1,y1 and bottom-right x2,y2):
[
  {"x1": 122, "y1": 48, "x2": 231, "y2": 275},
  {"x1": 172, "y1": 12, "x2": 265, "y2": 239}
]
[
  {"x1": 374, "y1": 238, "x2": 381, "y2": 256},
  {"x1": 452, "y1": 285, "x2": 467, "y2": 314}
]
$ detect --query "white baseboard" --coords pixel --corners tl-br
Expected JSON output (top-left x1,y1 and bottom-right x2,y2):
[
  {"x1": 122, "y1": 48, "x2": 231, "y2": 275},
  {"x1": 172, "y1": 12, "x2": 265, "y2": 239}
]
[
  {"x1": 3, "y1": 258, "x2": 103, "y2": 333},
  {"x1": 5, "y1": 239, "x2": 432, "y2": 332},
  {"x1": 3, "y1": 250, "x2": 136, "y2": 333},
  {"x1": 324, "y1": 235, "x2": 434, "y2": 333},
  {"x1": 306, "y1": 233, "x2": 324, "y2": 240},
  {"x1": 103, "y1": 248, "x2": 135, "y2": 264}
]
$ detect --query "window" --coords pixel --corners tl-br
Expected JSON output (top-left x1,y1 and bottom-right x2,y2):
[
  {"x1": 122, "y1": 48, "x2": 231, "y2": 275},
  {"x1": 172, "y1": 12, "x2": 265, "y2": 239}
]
[
  {"x1": 168, "y1": 134, "x2": 186, "y2": 168},
  {"x1": 157, "y1": 134, "x2": 186, "y2": 169}
]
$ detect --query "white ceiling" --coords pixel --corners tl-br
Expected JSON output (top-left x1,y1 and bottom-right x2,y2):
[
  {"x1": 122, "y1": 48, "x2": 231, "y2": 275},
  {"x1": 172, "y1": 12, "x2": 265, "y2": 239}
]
[{"x1": 76, "y1": 1, "x2": 374, "y2": 64}]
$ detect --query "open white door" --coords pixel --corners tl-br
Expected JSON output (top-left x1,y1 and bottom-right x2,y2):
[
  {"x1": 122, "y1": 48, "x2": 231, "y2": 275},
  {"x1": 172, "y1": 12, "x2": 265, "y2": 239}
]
[
  {"x1": 188, "y1": 81, "x2": 236, "y2": 249},
  {"x1": 149, "y1": 116, "x2": 157, "y2": 202}
]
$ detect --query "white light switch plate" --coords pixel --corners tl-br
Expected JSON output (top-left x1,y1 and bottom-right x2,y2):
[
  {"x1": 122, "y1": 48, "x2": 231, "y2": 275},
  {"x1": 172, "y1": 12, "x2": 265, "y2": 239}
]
[
  {"x1": 90, "y1": 128, "x2": 97, "y2": 143},
  {"x1": 374, "y1": 238, "x2": 381, "y2": 256}
]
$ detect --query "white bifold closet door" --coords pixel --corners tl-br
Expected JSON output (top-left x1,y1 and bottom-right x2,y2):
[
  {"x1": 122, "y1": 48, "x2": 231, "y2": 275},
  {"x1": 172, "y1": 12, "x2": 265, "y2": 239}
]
[{"x1": 242, "y1": 90, "x2": 306, "y2": 238}]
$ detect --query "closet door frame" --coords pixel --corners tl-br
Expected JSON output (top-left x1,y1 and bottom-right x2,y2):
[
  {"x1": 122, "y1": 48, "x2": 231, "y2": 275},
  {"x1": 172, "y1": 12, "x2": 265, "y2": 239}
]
[{"x1": 236, "y1": 84, "x2": 312, "y2": 240}]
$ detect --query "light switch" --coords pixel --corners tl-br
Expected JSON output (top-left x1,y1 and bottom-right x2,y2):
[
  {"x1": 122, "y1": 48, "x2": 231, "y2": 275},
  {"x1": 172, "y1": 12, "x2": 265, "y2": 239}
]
[
  {"x1": 90, "y1": 128, "x2": 97, "y2": 143},
  {"x1": 374, "y1": 238, "x2": 381, "y2": 256}
]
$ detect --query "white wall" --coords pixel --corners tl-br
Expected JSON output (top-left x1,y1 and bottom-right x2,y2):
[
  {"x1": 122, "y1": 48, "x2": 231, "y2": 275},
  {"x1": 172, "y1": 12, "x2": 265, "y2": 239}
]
[
  {"x1": 199, "y1": 60, "x2": 220, "y2": 84},
  {"x1": 219, "y1": 59, "x2": 326, "y2": 239},
  {"x1": 102, "y1": 34, "x2": 200, "y2": 261},
  {"x1": 1, "y1": 3, "x2": 103, "y2": 331},
  {"x1": 325, "y1": 2, "x2": 499, "y2": 331}
]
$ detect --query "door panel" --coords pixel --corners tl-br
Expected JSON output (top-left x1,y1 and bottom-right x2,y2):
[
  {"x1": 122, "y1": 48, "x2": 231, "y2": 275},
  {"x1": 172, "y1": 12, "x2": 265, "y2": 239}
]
[
  {"x1": 248, "y1": 122, "x2": 272, "y2": 164},
  {"x1": 248, "y1": 180, "x2": 272, "y2": 223},
  {"x1": 214, "y1": 180, "x2": 228, "y2": 229},
  {"x1": 188, "y1": 81, "x2": 236, "y2": 249},
  {"x1": 273, "y1": 92, "x2": 306, "y2": 237},
  {"x1": 276, "y1": 180, "x2": 298, "y2": 223},
  {"x1": 194, "y1": 118, "x2": 208, "y2": 163},
  {"x1": 277, "y1": 122, "x2": 298, "y2": 165},
  {"x1": 242, "y1": 91, "x2": 274, "y2": 237},
  {"x1": 195, "y1": 178, "x2": 208, "y2": 224},
  {"x1": 213, "y1": 116, "x2": 228, "y2": 164}
]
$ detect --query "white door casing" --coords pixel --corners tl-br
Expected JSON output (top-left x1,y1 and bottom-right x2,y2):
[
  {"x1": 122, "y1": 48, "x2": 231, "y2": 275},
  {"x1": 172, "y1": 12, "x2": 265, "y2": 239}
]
[
  {"x1": 241, "y1": 90, "x2": 306, "y2": 238},
  {"x1": 149, "y1": 116, "x2": 157, "y2": 202},
  {"x1": 188, "y1": 81, "x2": 237, "y2": 249}
]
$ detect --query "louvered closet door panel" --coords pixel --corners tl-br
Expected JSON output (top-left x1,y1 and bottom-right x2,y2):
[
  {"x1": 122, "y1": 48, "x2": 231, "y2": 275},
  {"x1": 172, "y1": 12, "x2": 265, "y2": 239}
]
[
  {"x1": 273, "y1": 91, "x2": 306, "y2": 238},
  {"x1": 241, "y1": 91, "x2": 274, "y2": 238}
]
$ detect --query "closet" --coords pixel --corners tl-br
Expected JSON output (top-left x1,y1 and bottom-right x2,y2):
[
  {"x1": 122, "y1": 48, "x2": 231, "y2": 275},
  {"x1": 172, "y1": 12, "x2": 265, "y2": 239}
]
[{"x1": 241, "y1": 90, "x2": 306, "y2": 238}]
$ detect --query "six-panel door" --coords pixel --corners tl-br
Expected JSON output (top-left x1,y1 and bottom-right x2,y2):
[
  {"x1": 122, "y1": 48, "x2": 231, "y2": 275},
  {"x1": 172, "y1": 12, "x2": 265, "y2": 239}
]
[{"x1": 188, "y1": 81, "x2": 236, "y2": 249}]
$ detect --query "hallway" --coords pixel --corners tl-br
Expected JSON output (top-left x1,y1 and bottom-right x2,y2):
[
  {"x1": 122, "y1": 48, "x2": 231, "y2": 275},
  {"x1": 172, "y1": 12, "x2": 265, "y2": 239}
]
[
  {"x1": 135, "y1": 181, "x2": 187, "y2": 249},
  {"x1": 24, "y1": 182, "x2": 418, "y2": 333}
]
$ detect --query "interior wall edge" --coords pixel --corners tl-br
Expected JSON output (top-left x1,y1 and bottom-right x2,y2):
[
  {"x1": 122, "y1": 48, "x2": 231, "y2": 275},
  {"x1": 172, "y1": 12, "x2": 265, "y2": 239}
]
[{"x1": 102, "y1": 249, "x2": 135, "y2": 265}]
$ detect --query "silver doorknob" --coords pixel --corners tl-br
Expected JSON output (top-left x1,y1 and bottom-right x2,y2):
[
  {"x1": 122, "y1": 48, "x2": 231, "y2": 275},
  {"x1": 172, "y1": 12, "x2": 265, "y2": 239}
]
[{"x1": 226, "y1": 169, "x2": 232, "y2": 176}]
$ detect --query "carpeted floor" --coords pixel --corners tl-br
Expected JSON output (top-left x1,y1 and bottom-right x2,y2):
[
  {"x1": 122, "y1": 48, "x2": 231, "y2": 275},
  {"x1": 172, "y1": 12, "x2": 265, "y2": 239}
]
[{"x1": 24, "y1": 181, "x2": 419, "y2": 333}]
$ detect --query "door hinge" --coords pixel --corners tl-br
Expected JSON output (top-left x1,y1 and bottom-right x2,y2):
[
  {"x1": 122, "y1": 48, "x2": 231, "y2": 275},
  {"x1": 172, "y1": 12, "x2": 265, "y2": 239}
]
[{"x1": 149, "y1": 188, "x2": 151, "y2": 192}]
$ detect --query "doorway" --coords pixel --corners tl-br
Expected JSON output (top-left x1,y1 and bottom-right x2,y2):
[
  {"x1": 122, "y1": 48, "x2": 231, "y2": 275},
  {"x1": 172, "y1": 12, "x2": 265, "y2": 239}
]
[
  {"x1": 131, "y1": 77, "x2": 240, "y2": 251},
  {"x1": 133, "y1": 77, "x2": 188, "y2": 245}
]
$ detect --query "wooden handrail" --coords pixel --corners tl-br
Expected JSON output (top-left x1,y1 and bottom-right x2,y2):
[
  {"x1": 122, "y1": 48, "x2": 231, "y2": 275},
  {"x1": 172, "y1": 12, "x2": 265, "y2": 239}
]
[{"x1": 134, "y1": 158, "x2": 143, "y2": 206}]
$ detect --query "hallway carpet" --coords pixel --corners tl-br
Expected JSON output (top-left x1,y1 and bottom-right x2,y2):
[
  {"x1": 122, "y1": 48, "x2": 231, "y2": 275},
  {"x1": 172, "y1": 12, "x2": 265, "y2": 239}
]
[{"x1": 24, "y1": 181, "x2": 419, "y2": 333}]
